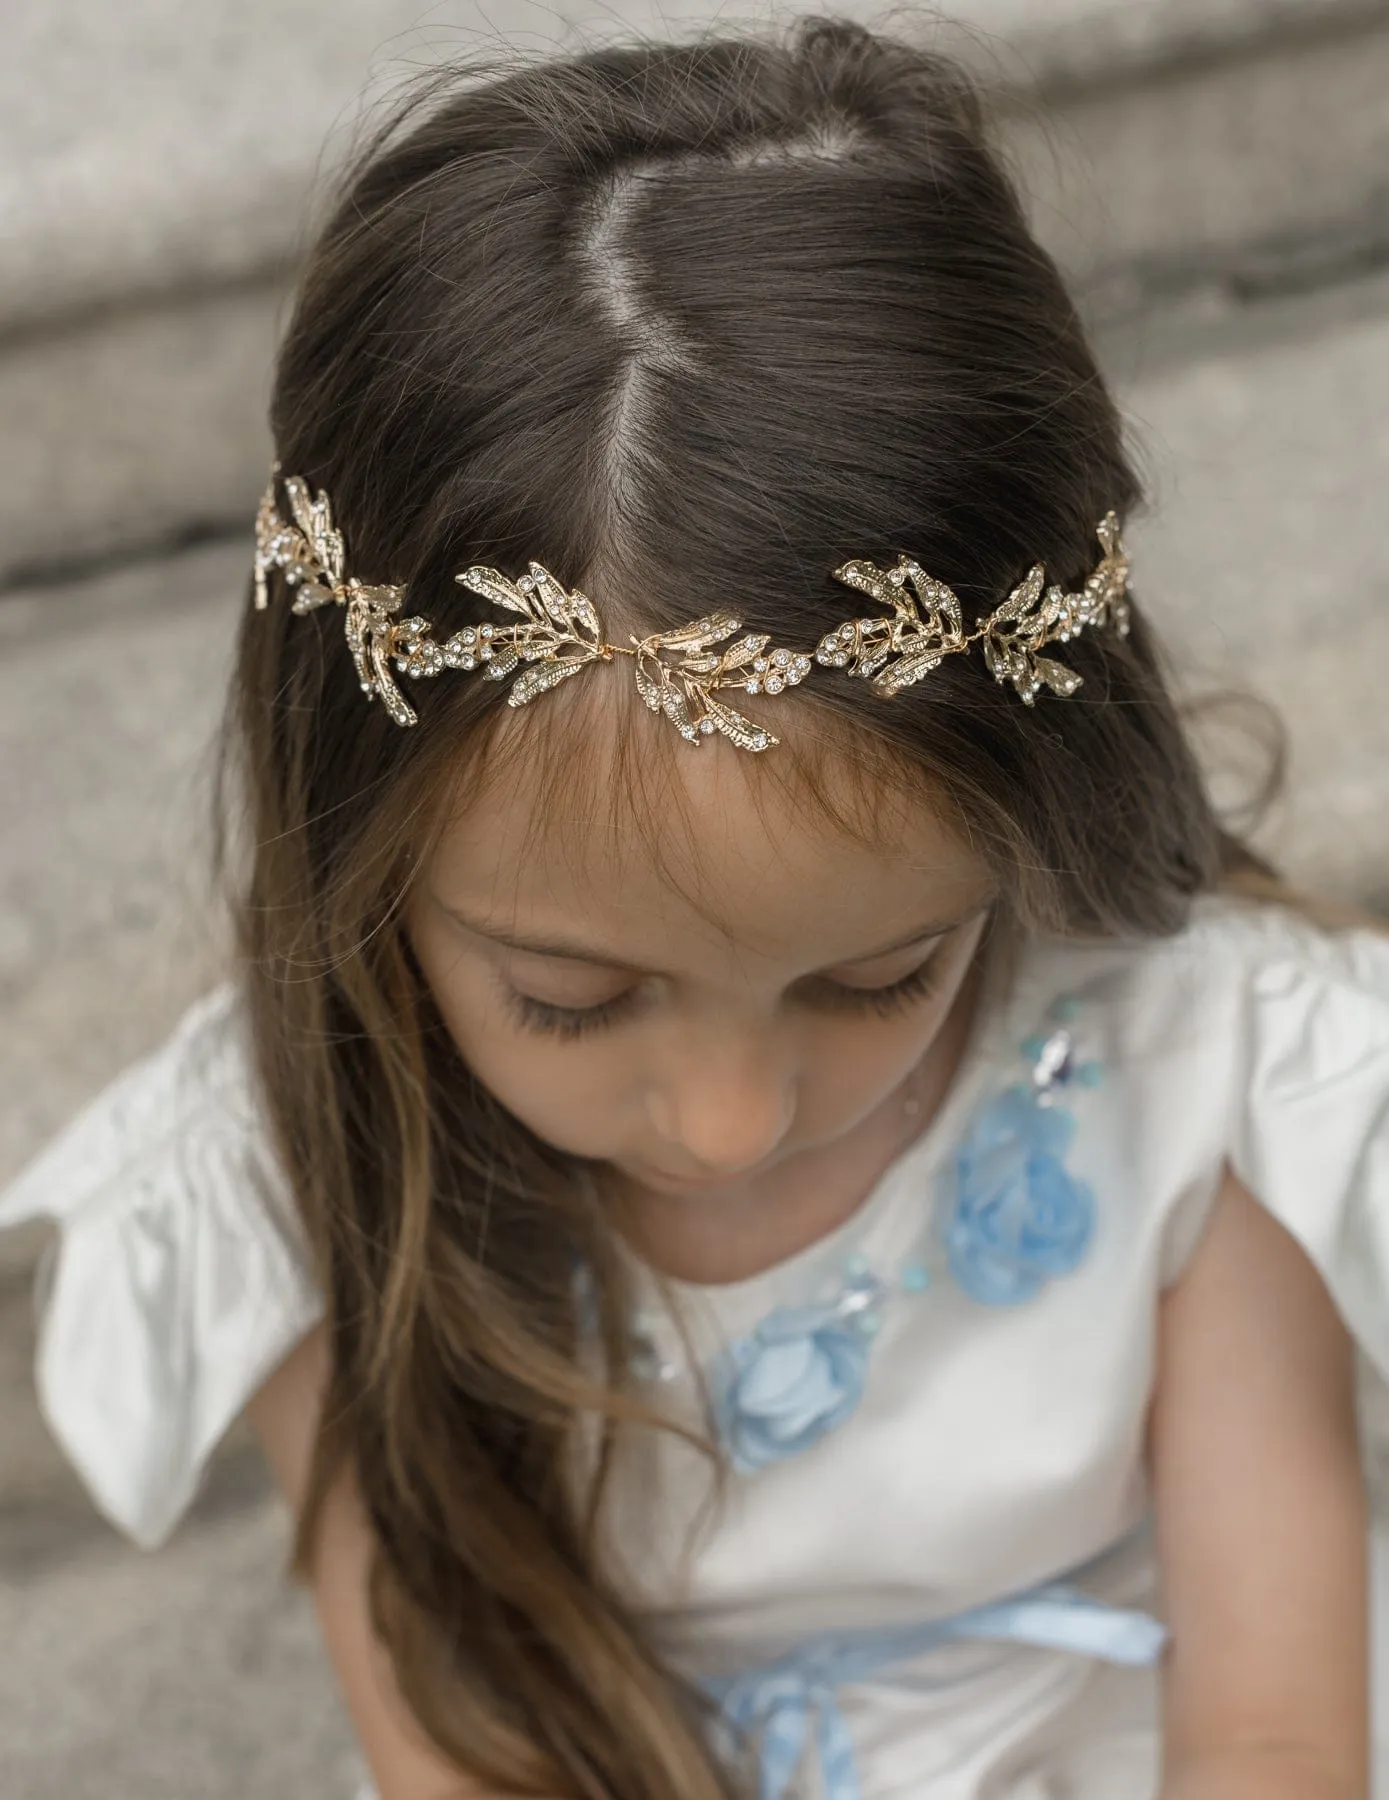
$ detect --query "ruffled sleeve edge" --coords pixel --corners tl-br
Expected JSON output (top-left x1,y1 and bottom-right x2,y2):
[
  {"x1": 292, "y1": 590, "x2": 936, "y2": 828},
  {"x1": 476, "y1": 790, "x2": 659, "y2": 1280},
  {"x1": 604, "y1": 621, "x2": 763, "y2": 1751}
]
[{"x1": 0, "y1": 987, "x2": 326, "y2": 1547}]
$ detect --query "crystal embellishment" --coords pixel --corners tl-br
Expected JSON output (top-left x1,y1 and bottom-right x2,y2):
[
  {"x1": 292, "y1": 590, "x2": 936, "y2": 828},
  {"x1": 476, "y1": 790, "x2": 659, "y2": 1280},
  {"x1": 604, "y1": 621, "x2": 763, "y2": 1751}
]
[
  {"x1": 942, "y1": 996, "x2": 1098, "y2": 1306},
  {"x1": 704, "y1": 991, "x2": 1103, "y2": 1469},
  {"x1": 817, "y1": 515, "x2": 1130, "y2": 705},
  {"x1": 253, "y1": 474, "x2": 417, "y2": 725},
  {"x1": 255, "y1": 466, "x2": 1131, "y2": 740}
]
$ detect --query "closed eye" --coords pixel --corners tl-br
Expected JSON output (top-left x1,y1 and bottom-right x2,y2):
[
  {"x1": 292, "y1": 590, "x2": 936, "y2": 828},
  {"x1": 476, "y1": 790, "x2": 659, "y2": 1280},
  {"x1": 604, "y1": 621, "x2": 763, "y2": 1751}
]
[
  {"x1": 801, "y1": 955, "x2": 943, "y2": 1017},
  {"x1": 501, "y1": 952, "x2": 945, "y2": 1041},
  {"x1": 502, "y1": 985, "x2": 645, "y2": 1041}
]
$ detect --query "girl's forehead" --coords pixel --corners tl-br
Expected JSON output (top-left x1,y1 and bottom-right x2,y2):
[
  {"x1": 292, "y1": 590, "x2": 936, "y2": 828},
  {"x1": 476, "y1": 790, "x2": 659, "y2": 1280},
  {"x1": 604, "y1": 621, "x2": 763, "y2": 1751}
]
[{"x1": 425, "y1": 704, "x2": 993, "y2": 968}]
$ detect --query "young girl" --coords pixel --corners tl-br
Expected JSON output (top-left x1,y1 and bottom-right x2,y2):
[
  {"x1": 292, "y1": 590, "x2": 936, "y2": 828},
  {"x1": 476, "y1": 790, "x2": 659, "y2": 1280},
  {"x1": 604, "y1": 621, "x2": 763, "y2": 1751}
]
[{"x1": 4, "y1": 19, "x2": 1387, "y2": 1800}]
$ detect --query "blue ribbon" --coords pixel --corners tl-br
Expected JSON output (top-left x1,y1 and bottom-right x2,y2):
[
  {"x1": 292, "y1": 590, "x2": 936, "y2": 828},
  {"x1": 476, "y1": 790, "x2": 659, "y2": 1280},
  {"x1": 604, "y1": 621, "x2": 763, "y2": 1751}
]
[{"x1": 702, "y1": 1583, "x2": 1167, "y2": 1800}]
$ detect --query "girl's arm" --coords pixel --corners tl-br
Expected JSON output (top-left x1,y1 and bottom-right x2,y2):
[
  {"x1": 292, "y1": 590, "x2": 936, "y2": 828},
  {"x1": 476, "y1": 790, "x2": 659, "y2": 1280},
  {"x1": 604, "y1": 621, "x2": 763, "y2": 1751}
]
[
  {"x1": 1152, "y1": 1168, "x2": 1369, "y2": 1800},
  {"x1": 246, "y1": 1325, "x2": 489, "y2": 1800}
]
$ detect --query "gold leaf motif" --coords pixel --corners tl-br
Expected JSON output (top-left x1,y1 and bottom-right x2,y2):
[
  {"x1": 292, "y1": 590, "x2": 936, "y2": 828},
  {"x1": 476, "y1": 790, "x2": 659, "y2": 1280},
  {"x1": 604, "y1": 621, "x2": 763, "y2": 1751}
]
[
  {"x1": 520, "y1": 563, "x2": 604, "y2": 643},
  {"x1": 820, "y1": 556, "x2": 969, "y2": 687},
  {"x1": 628, "y1": 616, "x2": 809, "y2": 748},
  {"x1": 632, "y1": 658, "x2": 663, "y2": 714},
  {"x1": 989, "y1": 563, "x2": 1046, "y2": 627},
  {"x1": 456, "y1": 568, "x2": 535, "y2": 617},
  {"x1": 290, "y1": 581, "x2": 337, "y2": 614},
  {"x1": 568, "y1": 591, "x2": 601, "y2": 637},
  {"x1": 831, "y1": 560, "x2": 917, "y2": 620},
  {"x1": 255, "y1": 471, "x2": 415, "y2": 721},
  {"x1": 508, "y1": 658, "x2": 590, "y2": 707},
  {"x1": 980, "y1": 636, "x2": 1012, "y2": 687},
  {"x1": 343, "y1": 596, "x2": 369, "y2": 687},
  {"x1": 703, "y1": 694, "x2": 776, "y2": 752},
  {"x1": 900, "y1": 561, "x2": 965, "y2": 641},
  {"x1": 650, "y1": 613, "x2": 743, "y2": 653},
  {"x1": 371, "y1": 633, "x2": 418, "y2": 728},
  {"x1": 820, "y1": 519, "x2": 1128, "y2": 708},
  {"x1": 253, "y1": 482, "x2": 301, "y2": 611},
  {"x1": 718, "y1": 633, "x2": 772, "y2": 671},
  {"x1": 1034, "y1": 655, "x2": 1084, "y2": 697},
  {"x1": 445, "y1": 565, "x2": 607, "y2": 709},
  {"x1": 345, "y1": 590, "x2": 415, "y2": 720},
  {"x1": 876, "y1": 646, "x2": 948, "y2": 693},
  {"x1": 354, "y1": 584, "x2": 403, "y2": 621},
  {"x1": 484, "y1": 644, "x2": 522, "y2": 681},
  {"x1": 283, "y1": 477, "x2": 346, "y2": 590},
  {"x1": 662, "y1": 685, "x2": 696, "y2": 741},
  {"x1": 528, "y1": 564, "x2": 575, "y2": 626}
]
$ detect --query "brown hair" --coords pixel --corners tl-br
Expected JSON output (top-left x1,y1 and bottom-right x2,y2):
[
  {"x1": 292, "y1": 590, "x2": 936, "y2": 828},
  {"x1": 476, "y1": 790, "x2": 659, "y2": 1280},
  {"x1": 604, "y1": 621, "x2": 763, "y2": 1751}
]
[{"x1": 219, "y1": 19, "x2": 1248, "y2": 1799}]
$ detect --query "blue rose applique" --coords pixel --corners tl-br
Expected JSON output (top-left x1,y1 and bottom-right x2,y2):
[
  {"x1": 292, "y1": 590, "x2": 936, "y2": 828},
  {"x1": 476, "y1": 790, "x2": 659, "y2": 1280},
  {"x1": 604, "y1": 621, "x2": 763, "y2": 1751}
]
[
  {"x1": 944, "y1": 1084, "x2": 1095, "y2": 1307},
  {"x1": 713, "y1": 1301, "x2": 872, "y2": 1473}
]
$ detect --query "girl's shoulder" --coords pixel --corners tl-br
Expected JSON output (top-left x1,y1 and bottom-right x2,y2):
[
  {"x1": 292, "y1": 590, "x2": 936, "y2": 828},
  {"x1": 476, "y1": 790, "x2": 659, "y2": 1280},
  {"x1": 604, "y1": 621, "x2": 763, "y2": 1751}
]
[
  {"x1": 1009, "y1": 894, "x2": 1389, "y2": 1352},
  {"x1": 1019, "y1": 891, "x2": 1389, "y2": 1045},
  {"x1": 0, "y1": 986, "x2": 323, "y2": 1548},
  {"x1": 1010, "y1": 893, "x2": 1389, "y2": 1116}
]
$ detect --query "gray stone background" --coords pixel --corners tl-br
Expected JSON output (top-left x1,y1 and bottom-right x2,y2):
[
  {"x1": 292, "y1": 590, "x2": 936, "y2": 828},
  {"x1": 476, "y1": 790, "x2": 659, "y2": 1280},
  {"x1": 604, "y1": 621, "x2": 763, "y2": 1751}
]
[{"x1": 2, "y1": 0, "x2": 1388, "y2": 1794}]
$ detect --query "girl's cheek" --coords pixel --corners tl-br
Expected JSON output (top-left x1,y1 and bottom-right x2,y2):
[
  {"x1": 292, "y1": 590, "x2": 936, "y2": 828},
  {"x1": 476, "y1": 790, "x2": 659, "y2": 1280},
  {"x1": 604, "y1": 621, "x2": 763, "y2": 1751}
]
[
  {"x1": 486, "y1": 1046, "x2": 642, "y2": 1158},
  {"x1": 814, "y1": 1012, "x2": 940, "y2": 1114},
  {"x1": 429, "y1": 976, "x2": 639, "y2": 1150},
  {"x1": 796, "y1": 930, "x2": 985, "y2": 1128}
]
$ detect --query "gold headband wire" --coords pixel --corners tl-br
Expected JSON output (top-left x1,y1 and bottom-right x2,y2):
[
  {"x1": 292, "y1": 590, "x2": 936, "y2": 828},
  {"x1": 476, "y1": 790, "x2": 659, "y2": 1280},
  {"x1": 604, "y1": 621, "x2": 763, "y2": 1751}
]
[{"x1": 253, "y1": 467, "x2": 1129, "y2": 747}]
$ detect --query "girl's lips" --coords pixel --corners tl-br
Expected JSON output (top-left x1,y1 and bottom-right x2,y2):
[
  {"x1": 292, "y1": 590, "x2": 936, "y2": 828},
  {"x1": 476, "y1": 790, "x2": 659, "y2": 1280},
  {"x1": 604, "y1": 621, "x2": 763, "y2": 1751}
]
[
  {"x1": 638, "y1": 1170, "x2": 740, "y2": 1193},
  {"x1": 629, "y1": 1162, "x2": 770, "y2": 1195}
]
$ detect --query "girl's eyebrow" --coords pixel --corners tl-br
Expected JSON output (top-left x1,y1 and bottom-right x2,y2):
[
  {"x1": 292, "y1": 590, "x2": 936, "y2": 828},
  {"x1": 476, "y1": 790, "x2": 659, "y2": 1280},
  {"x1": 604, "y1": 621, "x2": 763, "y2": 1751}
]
[{"x1": 436, "y1": 900, "x2": 991, "y2": 974}]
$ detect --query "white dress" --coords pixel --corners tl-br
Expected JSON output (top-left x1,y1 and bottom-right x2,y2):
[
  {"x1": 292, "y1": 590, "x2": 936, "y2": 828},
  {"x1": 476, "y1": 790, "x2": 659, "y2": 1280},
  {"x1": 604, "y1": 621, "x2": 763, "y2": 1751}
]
[{"x1": 5, "y1": 896, "x2": 1389, "y2": 1800}]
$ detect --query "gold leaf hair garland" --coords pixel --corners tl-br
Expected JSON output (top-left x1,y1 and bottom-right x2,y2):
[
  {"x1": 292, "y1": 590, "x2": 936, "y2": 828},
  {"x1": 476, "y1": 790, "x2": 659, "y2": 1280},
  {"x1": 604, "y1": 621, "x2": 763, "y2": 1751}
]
[
  {"x1": 253, "y1": 467, "x2": 1129, "y2": 748},
  {"x1": 819, "y1": 511, "x2": 1130, "y2": 707}
]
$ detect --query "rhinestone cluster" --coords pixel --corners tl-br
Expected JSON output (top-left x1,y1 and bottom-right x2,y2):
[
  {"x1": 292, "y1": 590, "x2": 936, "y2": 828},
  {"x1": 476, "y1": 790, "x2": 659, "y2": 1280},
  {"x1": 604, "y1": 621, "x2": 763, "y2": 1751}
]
[
  {"x1": 816, "y1": 620, "x2": 863, "y2": 668},
  {"x1": 745, "y1": 647, "x2": 813, "y2": 695},
  {"x1": 394, "y1": 619, "x2": 499, "y2": 678}
]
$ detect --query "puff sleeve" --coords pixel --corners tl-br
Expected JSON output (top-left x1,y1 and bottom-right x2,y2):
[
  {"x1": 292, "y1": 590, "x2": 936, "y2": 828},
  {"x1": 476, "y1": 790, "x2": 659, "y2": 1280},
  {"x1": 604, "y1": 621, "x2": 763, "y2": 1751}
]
[
  {"x1": 1223, "y1": 912, "x2": 1389, "y2": 1376},
  {"x1": 0, "y1": 988, "x2": 324, "y2": 1548}
]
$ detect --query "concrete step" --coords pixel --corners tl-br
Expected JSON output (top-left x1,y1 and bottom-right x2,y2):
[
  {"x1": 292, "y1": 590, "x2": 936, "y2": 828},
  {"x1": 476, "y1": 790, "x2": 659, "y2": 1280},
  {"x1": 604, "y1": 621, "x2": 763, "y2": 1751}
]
[
  {"x1": 4, "y1": 0, "x2": 1389, "y2": 584},
  {"x1": 0, "y1": 538, "x2": 241, "y2": 1187},
  {"x1": 0, "y1": 1483, "x2": 362, "y2": 1800},
  {"x1": 1097, "y1": 267, "x2": 1389, "y2": 909}
]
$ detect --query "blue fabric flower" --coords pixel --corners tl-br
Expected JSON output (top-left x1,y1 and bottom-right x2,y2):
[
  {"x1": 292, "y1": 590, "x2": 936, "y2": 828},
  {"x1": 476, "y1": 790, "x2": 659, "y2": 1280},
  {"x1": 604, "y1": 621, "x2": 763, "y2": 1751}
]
[
  {"x1": 714, "y1": 1304, "x2": 871, "y2": 1473},
  {"x1": 944, "y1": 1085, "x2": 1095, "y2": 1306}
]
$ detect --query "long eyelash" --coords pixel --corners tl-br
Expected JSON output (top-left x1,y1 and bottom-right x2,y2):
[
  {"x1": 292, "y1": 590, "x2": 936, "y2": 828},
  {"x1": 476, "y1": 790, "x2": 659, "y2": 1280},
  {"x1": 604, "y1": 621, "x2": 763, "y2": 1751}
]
[
  {"x1": 504, "y1": 987, "x2": 641, "y2": 1042},
  {"x1": 503, "y1": 955, "x2": 943, "y2": 1043},
  {"x1": 814, "y1": 958, "x2": 942, "y2": 1018}
]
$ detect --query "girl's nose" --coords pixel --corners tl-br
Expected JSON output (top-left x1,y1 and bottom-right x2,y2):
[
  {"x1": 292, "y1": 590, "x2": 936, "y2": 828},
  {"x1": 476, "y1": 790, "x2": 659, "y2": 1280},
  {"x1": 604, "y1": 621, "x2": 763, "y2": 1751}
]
[{"x1": 646, "y1": 1032, "x2": 795, "y2": 1179}]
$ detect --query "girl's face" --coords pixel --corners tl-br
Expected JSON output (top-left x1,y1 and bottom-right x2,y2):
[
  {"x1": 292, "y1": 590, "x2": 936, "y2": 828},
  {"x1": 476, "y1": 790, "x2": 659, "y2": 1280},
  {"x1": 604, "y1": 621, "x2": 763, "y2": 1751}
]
[{"x1": 408, "y1": 732, "x2": 996, "y2": 1207}]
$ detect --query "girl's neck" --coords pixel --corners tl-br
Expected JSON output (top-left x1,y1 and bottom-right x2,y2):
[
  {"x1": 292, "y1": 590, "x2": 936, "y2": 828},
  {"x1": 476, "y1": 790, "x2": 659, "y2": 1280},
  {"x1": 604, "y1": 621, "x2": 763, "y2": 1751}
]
[{"x1": 612, "y1": 944, "x2": 991, "y2": 1287}]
